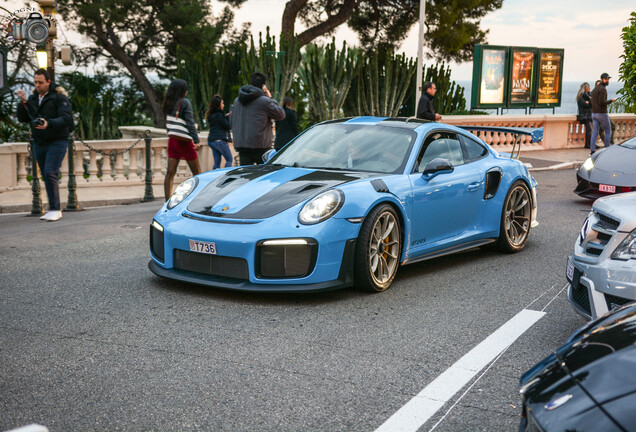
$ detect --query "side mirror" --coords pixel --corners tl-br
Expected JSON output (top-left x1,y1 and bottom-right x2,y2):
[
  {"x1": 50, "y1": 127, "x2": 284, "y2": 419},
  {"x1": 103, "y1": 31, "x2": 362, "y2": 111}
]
[
  {"x1": 263, "y1": 148, "x2": 276, "y2": 163},
  {"x1": 422, "y1": 158, "x2": 454, "y2": 181}
]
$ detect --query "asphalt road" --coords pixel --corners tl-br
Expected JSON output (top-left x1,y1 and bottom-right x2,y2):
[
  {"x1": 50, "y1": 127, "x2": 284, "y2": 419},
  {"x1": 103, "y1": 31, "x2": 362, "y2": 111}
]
[{"x1": 1, "y1": 169, "x2": 594, "y2": 432}]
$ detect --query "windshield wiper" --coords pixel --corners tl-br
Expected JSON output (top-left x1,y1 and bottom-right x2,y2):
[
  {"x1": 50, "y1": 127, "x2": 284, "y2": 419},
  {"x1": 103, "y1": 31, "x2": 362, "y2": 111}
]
[{"x1": 317, "y1": 167, "x2": 350, "y2": 171}]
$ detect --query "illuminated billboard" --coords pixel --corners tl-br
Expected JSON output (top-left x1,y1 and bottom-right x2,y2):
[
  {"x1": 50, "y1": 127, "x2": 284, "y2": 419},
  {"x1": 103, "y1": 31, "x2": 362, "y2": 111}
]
[
  {"x1": 536, "y1": 50, "x2": 563, "y2": 106},
  {"x1": 471, "y1": 45, "x2": 564, "y2": 110},
  {"x1": 471, "y1": 45, "x2": 509, "y2": 108},
  {"x1": 509, "y1": 48, "x2": 536, "y2": 106}
]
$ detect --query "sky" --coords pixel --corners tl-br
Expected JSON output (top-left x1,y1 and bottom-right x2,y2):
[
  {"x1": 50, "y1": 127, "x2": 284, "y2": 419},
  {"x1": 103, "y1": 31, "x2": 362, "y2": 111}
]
[
  {"x1": 2, "y1": 0, "x2": 632, "y2": 84},
  {"x1": 210, "y1": 0, "x2": 633, "y2": 83}
]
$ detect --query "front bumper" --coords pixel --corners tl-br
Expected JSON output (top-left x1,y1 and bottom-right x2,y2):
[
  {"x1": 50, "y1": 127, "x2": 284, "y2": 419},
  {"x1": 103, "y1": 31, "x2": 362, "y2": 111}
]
[
  {"x1": 149, "y1": 209, "x2": 360, "y2": 292},
  {"x1": 566, "y1": 256, "x2": 636, "y2": 320},
  {"x1": 574, "y1": 173, "x2": 636, "y2": 200}
]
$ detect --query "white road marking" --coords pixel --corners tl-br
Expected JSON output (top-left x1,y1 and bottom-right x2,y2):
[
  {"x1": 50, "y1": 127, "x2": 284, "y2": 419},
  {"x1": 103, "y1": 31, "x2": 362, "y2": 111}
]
[{"x1": 374, "y1": 309, "x2": 546, "y2": 432}]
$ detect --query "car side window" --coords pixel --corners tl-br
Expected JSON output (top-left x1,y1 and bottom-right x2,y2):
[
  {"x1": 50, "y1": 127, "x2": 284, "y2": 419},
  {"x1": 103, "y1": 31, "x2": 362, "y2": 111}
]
[
  {"x1": 415, "y1": 132, "x2": 464, "y2": 172},
  {"x1": 460, "y1": 134, "x2": 488, "y2": 163}
]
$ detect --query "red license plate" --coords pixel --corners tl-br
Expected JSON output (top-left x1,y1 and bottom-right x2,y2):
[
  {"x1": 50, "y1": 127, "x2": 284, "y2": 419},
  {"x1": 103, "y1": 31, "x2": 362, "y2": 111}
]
[{"x1": 599, "y1": 184, "x2": 616, "y2": 193}]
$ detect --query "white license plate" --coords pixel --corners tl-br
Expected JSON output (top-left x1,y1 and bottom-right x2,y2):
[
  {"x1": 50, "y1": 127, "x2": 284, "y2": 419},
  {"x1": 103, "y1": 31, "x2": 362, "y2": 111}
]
[
  {"x1": 189, "y1": 239, "x2": 217, "y2": 255},
  {"x1": 566, "y1": 258, "x2": 574, "y2": 282},
  {"x1": 599, "y1": 184, "x2": 616, "y2": 193}
]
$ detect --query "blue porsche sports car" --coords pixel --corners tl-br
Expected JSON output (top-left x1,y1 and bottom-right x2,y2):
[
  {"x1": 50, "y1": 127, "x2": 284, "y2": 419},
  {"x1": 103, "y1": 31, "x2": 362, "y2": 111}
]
[{"x1": 149, "y1": 117, "x2": 540, "y2": 292}]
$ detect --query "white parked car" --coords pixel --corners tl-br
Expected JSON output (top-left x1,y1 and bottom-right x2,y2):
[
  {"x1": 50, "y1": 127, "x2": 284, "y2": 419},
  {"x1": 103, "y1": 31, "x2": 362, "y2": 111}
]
[{"x1": 567, "y1": 192, "x2": 636, "y2": 320}]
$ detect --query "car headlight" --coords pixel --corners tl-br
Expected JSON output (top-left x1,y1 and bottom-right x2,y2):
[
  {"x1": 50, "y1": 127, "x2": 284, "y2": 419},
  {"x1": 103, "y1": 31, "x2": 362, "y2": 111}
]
[
  {"x1": 582, "y1": 157, "x2": 594, "y2": 171},
  {"x1": 167, "y1": 177, "x2": 198, "y2": 209},
  {"x1": 298, "y1": 189, "x2": 344, "y2": 225},
  {"x1": 612, "y1": 230, "x2": 636, "y2": 261}
]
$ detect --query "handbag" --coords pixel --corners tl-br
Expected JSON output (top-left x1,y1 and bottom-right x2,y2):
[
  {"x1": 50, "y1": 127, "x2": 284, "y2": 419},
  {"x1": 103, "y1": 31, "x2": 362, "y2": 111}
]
[
  {"x1": 577, "y1": 113, "x2": 591, "y2": 123},
  {"x1": 166, "y1": 99, "x2": 192, "y2": 141}
]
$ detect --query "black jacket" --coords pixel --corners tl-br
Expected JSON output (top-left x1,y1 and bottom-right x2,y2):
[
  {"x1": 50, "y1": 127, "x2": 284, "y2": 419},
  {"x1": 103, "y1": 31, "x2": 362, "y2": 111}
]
[
  {"x1": 207, "y1": 109, "x2": 231, "y2": 143},
  {"x1": 416, "y1": 92, "x2": 436, "y2": 121},
  {"x1": 230, "y1": 85, "x2": 285, "y2": 150},
  {"x1": 169, "y1": 98, "x2": 199, "y2": 144},
  {"x1": 274, "y1": 107, "x2": 299, "y2": 150},
  {"x1": 16, "y1": 83, "x2": 73, "y2": 145},
  {"x1": 591, "y1": 83, "x2": 612, "y2": 114},
  {"x1": 577, "y1": 92, "x2": 592, "y2": 121}
]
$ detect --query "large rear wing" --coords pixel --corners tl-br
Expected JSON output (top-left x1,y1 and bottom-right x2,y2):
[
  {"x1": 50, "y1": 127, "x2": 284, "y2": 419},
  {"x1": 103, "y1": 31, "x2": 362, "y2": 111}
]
[{"x1": 457, "y1": 126, "x2": 544, "y2": 160}]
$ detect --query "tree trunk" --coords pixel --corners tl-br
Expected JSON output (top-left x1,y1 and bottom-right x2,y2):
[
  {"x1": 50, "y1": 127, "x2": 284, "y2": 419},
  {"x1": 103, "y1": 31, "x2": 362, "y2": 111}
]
[
  {"x1": 281, "y1": 0, "x2": 359, "y2": 47},
  {"x1": 94, "y1": 28, "x2": 166, "y2": 128}
]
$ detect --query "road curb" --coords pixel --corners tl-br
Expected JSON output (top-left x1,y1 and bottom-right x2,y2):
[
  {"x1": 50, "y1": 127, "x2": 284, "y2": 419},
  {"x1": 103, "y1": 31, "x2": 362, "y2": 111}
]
[
  {"x1": 0, "y1": 197, "x2": 158, "y2": 214},
  {"x1": 528, "y1": 161, "x2": 584, "y2": 172}
]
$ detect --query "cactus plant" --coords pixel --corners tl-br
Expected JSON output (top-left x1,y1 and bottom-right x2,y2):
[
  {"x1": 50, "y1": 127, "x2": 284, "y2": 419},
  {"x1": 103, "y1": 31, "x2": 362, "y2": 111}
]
[
  {"x1": 297, "y1": 39, "x2": 360, "y2": 122},
  {"x1": 238, "y1": 28, "x2": 301, "y2": 103},
  {"x1": 344, "y1": 51, "x2": 416, "y2": 117}
]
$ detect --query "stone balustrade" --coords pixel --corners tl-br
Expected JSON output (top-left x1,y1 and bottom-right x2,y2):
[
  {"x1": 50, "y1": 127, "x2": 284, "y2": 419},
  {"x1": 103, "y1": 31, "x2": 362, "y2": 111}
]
[{"x1": 1, "y1": 114, "x2": 635, "y2": 192}]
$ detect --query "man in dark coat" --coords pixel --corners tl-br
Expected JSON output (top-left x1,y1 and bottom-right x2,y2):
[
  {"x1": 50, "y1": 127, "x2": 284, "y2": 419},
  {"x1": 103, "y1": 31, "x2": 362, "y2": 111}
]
[
  {"x1": 590, "y1": 73, "x2": 616, "y2": 153},
  {"x1": 230, "y1": 72, "x2": 285, "y2": 165},
  {"x1": 274, "y1": 97, "x2": 299, "y2": 151},
  {"x1": 416, "y1": 81, "x2": 442, "y2": 121},
  {"x1": 16, "y1": 68, "x2": 73, "y2": 221}
]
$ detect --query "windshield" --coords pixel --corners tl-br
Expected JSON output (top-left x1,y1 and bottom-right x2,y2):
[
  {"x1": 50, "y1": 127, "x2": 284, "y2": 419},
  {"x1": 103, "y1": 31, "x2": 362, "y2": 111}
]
[
  {"x1": 621, "y1": 136, "x2": 636, "y2": 149},
  {"x1": 268, "y1": 123, "x2": 417, "y2": 174}
]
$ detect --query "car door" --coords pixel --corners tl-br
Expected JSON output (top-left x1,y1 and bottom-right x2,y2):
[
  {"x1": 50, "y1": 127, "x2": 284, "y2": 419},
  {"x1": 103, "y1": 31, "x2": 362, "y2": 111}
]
[{"x1": 408, "y1": 131, "x2": 485, "y2": 252}]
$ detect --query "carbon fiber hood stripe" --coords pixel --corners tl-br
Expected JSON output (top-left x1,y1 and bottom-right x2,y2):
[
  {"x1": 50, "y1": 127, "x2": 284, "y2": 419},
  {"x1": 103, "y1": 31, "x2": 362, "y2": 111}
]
[{"x1": 187, "y1": 165, "x2": 367, "y2": 219}]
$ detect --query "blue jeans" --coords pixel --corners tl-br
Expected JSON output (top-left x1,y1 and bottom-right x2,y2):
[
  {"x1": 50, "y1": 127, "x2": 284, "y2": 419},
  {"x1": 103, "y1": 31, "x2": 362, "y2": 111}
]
[
  {"x1": 34, "y1": 139, "x2": 68, "y2": 211},
  {"x1": 590, "y1": 113, "x2": 612, "y2": 152},
  {"x1": 208, "y1": 140, "x2": 233, "y2": 169}
]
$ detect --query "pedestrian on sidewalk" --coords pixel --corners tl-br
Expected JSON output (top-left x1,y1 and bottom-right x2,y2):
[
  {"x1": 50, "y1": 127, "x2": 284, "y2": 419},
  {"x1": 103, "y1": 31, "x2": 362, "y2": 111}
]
[
  {"x1": 16, "y1": 68, "x2": 74, "y2": 222},
  {"x1": 230, "y1": 72, "x2": 285, "y2": 165},
  {"x1": 416, "y1": 82, "x2": 442, "y2": 122},
  {"x1": 274, "y1": 97, "x2": 299, "y2": 151},
  {"x1": 576, "y1": 82, "x2": 593, "y2": 149},
  {"x1": 206, "y1": 95, "x2": 233, "y2": 169},
  {"x1": 594, "y1": 79, "x2": 616, "y2": 146},
  {"x1": 163, "y1": 79, "x2": 201, "y2": 200},
  {"x1": 590, "y1": 73, "x2": 616, "y2": 153}
]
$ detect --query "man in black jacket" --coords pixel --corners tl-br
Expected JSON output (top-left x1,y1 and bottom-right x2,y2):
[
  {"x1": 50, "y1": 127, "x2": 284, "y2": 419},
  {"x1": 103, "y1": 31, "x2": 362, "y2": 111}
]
[
  {"x1": 16, "y1": 69, "x2": 73, "y2": 221},
  {"x1": 590, "y1": 73, "x2": 615, "y2": 153},
  {"x1": 416, "y1": 82, "x2": 442, "y2": 121}
]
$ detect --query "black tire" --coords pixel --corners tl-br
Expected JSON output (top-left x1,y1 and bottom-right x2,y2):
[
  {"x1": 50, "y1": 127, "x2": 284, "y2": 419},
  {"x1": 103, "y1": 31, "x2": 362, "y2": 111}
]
[
  {"x1": 495, "y1": 180, "x2": 532, "y2": 253},
  {"x1": 354, "y1": 204, "x2": 402, "y2": 292}
]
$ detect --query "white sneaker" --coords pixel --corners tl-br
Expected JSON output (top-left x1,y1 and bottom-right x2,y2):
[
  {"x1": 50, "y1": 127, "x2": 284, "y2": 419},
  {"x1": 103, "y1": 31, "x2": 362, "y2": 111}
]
[
  {"x1": 46, "y1": 210, "x2": 63, "y2": 221},
  {"x1": 40, "y1": 211, "x2": 51, "y2": 220}
]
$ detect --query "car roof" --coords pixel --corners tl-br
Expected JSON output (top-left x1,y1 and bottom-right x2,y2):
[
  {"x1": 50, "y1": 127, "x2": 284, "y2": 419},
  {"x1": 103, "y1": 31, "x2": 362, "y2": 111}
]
[
  {"x1": 322, "y1": 116, "x2": 433, "y2": 131},
  {"x1": 323, "y1": 116, "x2": 542, "y2": 142}
]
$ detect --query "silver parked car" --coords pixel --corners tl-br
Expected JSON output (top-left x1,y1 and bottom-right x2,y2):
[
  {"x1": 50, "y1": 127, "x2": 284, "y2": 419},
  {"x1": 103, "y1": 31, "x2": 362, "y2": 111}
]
[{"x1": 567, "y1": 192, "x2": 636, "y2": 320}]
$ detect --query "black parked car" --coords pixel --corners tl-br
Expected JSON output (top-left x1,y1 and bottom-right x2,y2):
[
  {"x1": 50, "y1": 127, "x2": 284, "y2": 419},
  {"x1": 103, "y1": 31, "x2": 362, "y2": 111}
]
[{"x1": 519, "y1": 303, "x2": 636, "y2": 431}]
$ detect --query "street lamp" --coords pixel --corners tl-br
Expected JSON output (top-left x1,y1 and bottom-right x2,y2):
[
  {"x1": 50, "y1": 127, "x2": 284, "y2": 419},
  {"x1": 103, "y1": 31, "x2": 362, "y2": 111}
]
[
  {"x1": 36, "y1": 45, "x2": 48, "y2": 68},
  {"x1": 415, "y1": 0, "x2": 426, "y2": 116}
]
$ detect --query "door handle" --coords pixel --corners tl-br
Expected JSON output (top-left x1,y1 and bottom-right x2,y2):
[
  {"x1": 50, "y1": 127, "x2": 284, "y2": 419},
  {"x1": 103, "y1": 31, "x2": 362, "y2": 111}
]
[{"x1": 467, "y1": 182, "x2": 481, "y2": 192}]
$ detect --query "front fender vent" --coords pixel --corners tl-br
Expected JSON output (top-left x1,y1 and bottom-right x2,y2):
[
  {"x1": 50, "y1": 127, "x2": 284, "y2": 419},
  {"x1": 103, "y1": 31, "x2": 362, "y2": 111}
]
[{"x1": 371, "y1": 179, "x2": 390, "y2": 193}]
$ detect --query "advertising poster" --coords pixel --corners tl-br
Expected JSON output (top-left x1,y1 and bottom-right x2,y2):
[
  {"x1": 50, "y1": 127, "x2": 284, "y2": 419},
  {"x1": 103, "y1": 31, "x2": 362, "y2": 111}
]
[
  {"x1": 537, "y1": 52, "x2": 562, "y2": 104},
  {"x1": 479, "y1": 48, "x2": 506, "y2": 105},
  {"x1": 510, "y1": 50, "x2": 534, "y2": 104}
]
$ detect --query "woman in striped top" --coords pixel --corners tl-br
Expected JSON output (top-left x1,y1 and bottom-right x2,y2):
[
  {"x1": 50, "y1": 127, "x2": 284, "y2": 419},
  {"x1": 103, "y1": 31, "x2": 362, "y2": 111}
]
[{"x1": 162, "y1": 79, "x2": 201, "y2": 201}]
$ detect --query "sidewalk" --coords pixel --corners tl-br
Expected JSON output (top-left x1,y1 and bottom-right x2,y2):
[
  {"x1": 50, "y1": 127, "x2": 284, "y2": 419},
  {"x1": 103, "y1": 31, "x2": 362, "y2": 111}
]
[{"x1": 0, "y1": 148, "x2": 590, "y2": 214}]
